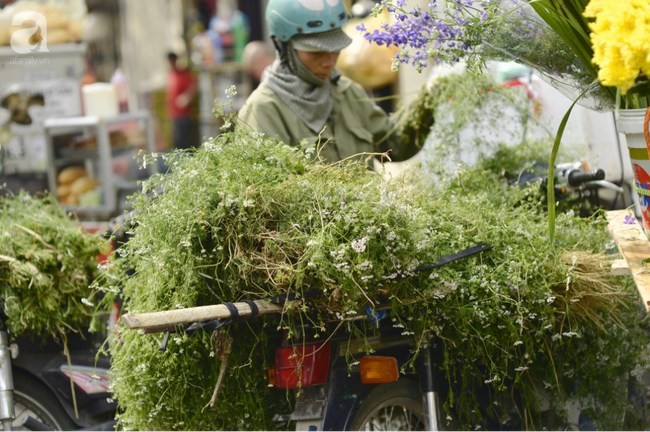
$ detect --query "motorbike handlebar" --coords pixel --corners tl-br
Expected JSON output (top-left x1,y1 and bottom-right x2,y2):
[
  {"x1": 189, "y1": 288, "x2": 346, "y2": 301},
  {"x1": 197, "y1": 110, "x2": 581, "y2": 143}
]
[{"x1": 567, "y1": 168, "x2": 605, "y2": 187}]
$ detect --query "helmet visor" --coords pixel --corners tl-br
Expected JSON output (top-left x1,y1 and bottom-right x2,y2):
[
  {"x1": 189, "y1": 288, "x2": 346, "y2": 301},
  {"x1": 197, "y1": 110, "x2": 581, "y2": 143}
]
[{"x1": 291, "y1": 28, "x2": 352, "y2": 53}]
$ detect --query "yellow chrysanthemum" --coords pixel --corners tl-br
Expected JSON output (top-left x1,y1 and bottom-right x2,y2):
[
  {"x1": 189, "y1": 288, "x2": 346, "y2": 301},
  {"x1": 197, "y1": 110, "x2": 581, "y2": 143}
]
[{"x1": 585, "y1": 0, "x2": 650, "y2": 94}]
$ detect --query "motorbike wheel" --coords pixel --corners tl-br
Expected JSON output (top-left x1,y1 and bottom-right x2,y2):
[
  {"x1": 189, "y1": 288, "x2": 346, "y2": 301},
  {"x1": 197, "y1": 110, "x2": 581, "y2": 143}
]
[
  {"x1": 349, "y1": 379, "x2": 429, "y2": 431},
  {"x1": 4, "y1": 372, "x2": 77, "y2": 431}
]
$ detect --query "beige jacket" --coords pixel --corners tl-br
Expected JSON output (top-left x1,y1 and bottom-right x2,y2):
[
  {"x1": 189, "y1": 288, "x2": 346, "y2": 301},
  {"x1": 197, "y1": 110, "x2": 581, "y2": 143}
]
[{"x1": 238, "y1": 76, "x2": 419, "y2": 164}]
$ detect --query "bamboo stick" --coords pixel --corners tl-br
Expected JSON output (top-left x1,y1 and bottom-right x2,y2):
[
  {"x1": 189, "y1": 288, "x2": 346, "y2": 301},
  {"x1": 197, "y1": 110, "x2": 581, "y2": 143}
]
[{"x1": 119, "y1": 300, "x2": 284, "y2": 333}]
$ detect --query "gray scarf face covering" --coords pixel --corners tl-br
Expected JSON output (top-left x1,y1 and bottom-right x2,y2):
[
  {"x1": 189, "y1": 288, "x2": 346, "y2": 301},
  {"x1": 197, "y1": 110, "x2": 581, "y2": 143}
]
[{"x1": 265, "y1": 43, "x2": 339, "y2": 133}]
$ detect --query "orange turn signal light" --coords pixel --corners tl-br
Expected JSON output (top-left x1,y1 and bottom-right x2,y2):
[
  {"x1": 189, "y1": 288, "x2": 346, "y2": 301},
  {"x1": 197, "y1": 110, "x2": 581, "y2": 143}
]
[
  {"x1": 265, "y1": 367, "x2": 276, "y2": 387},
  {"x1": 359, "y1": 356, "x2": 399, "y2": 384}
]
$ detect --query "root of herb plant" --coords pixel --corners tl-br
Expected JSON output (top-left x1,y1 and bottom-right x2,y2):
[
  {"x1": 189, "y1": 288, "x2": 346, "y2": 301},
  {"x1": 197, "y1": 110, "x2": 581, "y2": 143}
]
[{"x1": 206, "y1": 329, "x2": 232, "y2": 410}]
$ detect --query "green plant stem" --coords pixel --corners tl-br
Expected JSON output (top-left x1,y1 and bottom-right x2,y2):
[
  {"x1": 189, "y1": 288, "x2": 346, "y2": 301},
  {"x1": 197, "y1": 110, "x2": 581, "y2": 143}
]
[{"x1": 547, "y1": 79, "x2": 599, "y2": 244}]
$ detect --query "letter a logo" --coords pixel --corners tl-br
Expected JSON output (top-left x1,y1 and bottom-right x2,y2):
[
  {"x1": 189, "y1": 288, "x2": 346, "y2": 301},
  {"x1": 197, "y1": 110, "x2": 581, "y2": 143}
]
[{"x1": 10, "y1": 11, "x2": 49, "y2": 54}]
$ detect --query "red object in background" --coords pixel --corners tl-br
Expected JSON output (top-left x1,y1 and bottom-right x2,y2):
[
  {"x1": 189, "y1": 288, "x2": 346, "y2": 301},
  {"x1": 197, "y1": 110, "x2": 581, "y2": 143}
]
[
  {"x1": 273, "y1": 342, "x2": 331, "y2": 389},
  {"x1": 167, "y1": 67, "x2": 196, "y2": 119},
  {"x1": 80, "y1": 222, "x2": 113, "y2": 263},
  {"x1": 501, "y1": 77, "x2": 541, "y2": 116},
  {"x1": 80, "y1": 222, "x2": 121, "y2": 329}
]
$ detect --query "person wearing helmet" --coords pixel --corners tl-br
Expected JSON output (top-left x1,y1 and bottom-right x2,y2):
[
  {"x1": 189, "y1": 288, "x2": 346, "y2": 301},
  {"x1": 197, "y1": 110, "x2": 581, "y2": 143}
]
[{"x1": 237, "y1": 0, "x2": 420, "y2": 165}]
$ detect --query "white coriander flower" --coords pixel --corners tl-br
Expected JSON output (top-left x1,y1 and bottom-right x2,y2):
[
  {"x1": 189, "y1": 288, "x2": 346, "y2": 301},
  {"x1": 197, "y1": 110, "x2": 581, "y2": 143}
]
[
  {"x1": 484, "y1": 375, "x2": 498, "y2": 384},
  {"x1": 225, "y1": 85, "x2": 238, "y2": 98},
  {"x1": 351, "y1": 236, "x2": 369, "y2": 253},
  {"x1": 357, "y1": 261, "x2": 373, "y2": 271},
  {"x1": 81, "y1": 298, "x2": 94, "y2": 307}
]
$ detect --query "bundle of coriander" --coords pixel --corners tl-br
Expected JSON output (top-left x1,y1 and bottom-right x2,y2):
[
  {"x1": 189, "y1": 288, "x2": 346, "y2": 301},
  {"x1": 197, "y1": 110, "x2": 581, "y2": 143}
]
[
  {"x1": 99, "y1": 127, "x2": 648, "y2": 430},
  {"x1": 0, "y1": 192, "x2": 104, "y2": 341}
]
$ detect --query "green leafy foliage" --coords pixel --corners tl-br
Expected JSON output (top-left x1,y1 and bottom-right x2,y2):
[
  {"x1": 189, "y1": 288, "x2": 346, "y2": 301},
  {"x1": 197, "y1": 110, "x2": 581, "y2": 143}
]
[
  {"x1": 0, "y1": 192, "x2": 104, "y2": 340},
  {"x1": 98, "y1": 127, "x2": 649, "y2": 430}
]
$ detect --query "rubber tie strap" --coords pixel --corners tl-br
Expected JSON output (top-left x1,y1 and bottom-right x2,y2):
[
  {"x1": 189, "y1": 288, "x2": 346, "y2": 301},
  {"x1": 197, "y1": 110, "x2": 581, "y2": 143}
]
[
  {"x1": 244, "y1": 301, "x2": 259, "y2": 317},
  {"x1": 223, "y1": 302, "x2": 239, "y2": 319}
]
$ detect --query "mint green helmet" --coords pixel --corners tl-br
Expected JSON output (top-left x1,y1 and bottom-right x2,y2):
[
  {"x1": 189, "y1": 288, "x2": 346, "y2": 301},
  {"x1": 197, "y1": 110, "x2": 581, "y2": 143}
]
[{"x1": 266, "y1": 0, "x2": 349, "y2": 42}]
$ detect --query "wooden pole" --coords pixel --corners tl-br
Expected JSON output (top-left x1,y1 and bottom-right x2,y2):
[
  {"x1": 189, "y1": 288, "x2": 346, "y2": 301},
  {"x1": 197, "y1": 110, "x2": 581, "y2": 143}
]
[{"x1": 119, "y1": 300, "x2": 283, "y2": 333}]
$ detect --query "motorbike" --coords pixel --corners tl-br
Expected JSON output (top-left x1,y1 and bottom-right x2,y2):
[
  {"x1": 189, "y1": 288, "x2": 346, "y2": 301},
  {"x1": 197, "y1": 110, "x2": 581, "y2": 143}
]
[
  {"x1": 118, "y1": 161, "x2": 630, "y2": 431},
  {"x1": 0, "y1": 220, "x2": 120, "y2": 431},
  {"x1": 513, "y1": 160, "x2": 627, "y2": 216},
  {"x1": 0, "y1": 308, "x2": 116, "y2": 431},
  {"x1": 124, "y1": 277, "x2": 536, "y2": 431},
  {"x1": 123, "y1": 239, "x2": 556, "y2": 431},
  {"x1": 267, "y1": 307, "x2": 450, "y2": 431}
]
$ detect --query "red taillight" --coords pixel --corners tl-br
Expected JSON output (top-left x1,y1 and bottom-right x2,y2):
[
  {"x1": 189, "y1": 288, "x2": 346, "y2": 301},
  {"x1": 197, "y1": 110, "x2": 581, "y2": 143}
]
[{"x1": 272, "y1": 342, "x2": 331, "y2": 389}]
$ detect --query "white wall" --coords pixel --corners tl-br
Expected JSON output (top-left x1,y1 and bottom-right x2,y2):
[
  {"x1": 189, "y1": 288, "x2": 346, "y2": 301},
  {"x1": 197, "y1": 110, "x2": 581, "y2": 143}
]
[{"x1": 119, "y1": 0, "x2": 185, "y2": 108}]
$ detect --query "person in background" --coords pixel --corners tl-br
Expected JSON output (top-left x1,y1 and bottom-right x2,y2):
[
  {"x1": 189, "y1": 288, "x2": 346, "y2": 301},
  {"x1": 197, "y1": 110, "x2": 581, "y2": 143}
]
[
  {"x1": 241, "y1": 40, "x2": 276, "y2": 90},
  {"x1": 207, "y1": 0, "x2": 250, "y2": 62},
  {"x1": 237, "y1": 0, "x2": 421, "y2": 166},
  {"x1": 166, "y1": 52, "x2": 198, "y2": 149}
]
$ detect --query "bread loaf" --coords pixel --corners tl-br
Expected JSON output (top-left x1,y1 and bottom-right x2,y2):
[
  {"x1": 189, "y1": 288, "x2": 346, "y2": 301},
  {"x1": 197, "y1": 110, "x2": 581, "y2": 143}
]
[
  {"x1": 57, "y1": 166, "x2": 87, "y2": 185},
  {"x1": 69, "y1": 176, "x2": 99, "y2": 196},
  {"x1": 60, "y1": 194, "x2": 79, "y2": 206},
  {"x1": 55, "y1": 184, "x2": 71, "y2": 198}
]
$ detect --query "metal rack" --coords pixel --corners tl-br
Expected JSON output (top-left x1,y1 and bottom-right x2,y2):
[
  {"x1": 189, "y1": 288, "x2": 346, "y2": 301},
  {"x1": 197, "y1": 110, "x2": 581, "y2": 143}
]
[
  {"x1": 43, "y1": 111, "x2": 156, "y2": 219},
  {"x1": 197, "y1": 62, "x2": 251, "y2": 139}
]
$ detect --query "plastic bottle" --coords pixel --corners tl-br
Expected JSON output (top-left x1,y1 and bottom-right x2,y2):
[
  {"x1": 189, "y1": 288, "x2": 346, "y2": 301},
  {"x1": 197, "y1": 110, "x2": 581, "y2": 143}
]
[{"x1": 110, "y1": 68, "x2": 130, "y2": 113}]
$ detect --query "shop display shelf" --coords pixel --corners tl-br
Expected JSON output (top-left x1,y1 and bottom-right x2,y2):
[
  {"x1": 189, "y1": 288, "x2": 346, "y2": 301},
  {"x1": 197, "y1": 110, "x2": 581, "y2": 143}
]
[{"x1": 44, "y1": 111, "x2": 156, "y2": 219}]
